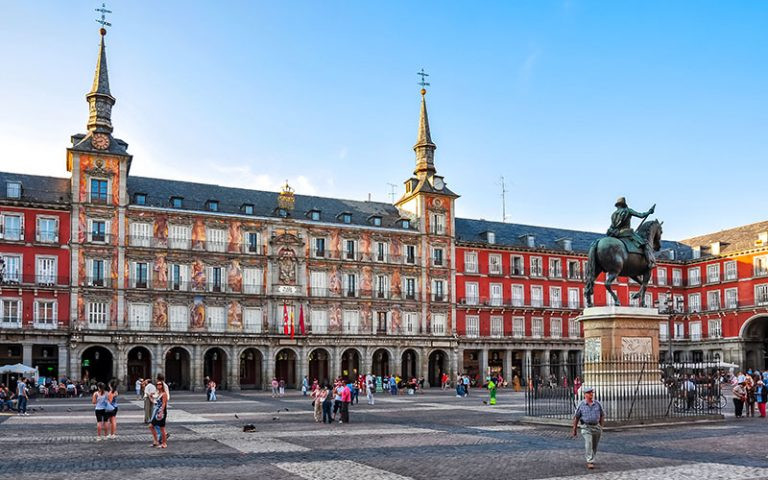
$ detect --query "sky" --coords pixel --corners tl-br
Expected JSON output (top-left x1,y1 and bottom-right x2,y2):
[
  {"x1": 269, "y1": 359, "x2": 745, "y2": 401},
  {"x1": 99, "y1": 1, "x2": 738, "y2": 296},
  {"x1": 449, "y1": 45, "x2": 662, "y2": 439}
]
[{"x1": 0, "y1": 1, "x2": 766, "y2": 240}]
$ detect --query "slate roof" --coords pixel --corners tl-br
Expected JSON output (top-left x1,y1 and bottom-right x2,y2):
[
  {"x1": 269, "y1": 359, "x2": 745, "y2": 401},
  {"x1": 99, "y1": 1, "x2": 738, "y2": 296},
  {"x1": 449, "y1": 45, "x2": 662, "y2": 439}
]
[
  {"x1": 127, "y1": 176, "x2": 414, "y2": 231},
  {"x1": 680, "y1": 220, "x2": 768, "y2": 256},
  {"x1": 0, "y1": 172, "x2": 70, "y2": 206},
  {"x1": 455, "y1": 218, "x2": 693, "y2": 260}
]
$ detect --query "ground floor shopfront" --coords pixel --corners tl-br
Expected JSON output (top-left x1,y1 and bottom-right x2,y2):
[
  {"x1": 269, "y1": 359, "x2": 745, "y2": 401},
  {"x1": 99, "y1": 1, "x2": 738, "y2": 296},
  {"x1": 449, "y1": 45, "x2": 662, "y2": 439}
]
[{"x1": 0, "y1": 331, "x2": 69, "y2": 381}]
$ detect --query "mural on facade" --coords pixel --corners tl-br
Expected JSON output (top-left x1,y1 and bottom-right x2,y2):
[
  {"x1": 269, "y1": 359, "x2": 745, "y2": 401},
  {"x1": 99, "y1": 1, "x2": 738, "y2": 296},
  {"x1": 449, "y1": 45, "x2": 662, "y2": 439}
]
[
  {"x1": 154, "y1": 214, "x2": 168, "y2": 247},
  {"x1": 77, "y1": 295, "x2": 85, "y2": 325},
  {"x1": 110, "y1": 293, "x2": 118, "y2": 326},
  {"x1": 227, "y1": 259, "x2": 242, "y2": 293},
  {"x1": 153, "y1": 254, "x2": 168, "y2": 289},
  {"x1": 192, "y1": 219, "x2": 206, "y2": 249},
  {"x1": 191, "y1": 259, "x2": 206, "y2": 290},
  {"x1": 330, "y1": 230, "x2": 341, "y2": 259},
  {"x1": 111, "y1": 254, "x2": 119, "y2": 285},
  {"x1": 227, "y1": 301, "x2": 242, "y2": 330},
  {"x1": 329, "y1": 303, "x2": 342, "y2": 332},
  {"x1": 228, "y1": 221, "x2": 242, "y2": 253},
  {"x1": 392, "y1": 270, "x2": 402, "y2": 298},
  {"x1": 153, "y1": 297, "x2": 168, "y2": 329},
  {"x1": 391, "y1": 307, "x2": 402, "y2": 334},
  {"x1": 361, "y1": 266, "x2": 373, "y2": 296},
  {"x1": 78, "y1": 250, "x2": 86, "y2": 286},
  {"x1": 191, "y1": 298, "x2": 205, "y2": 330},
  {"x1": 278, "y1": 247, "x2": 297, "y2": 284},
  {"x1": 360, "y1": 303, "x2": 372, "y2": 332},
  {"x1": 78, "y1": 210, "x2": 87, "y2": 243},
  {"x1": 78, "y1": 155, "x2": 120, "y2": 205},
  {"x1": 391, "y1": 237, "x2": 402, "y2": 259},
  {"x1": 360, "y1": 232, "x2": 371, "y2": 261},
  {"x1": 329, "y1": 265, "x2": 341, "y2": 295}
]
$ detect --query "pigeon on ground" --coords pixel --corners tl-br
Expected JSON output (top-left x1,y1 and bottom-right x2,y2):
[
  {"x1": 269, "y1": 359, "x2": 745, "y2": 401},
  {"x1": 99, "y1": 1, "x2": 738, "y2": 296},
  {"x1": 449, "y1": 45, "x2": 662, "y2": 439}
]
[
  {"x1": 482, "y1": 400, "x2": 488, "y2": 405},
  {"x1": 66, "y1": 408, "x2": 72, "y2": 412},
  {"x1": 243, "y1": 424, "x2": 256, "y2": 432},
  {"x1": 272, "y1": 416, "x2": 279, "y2": 421},
  {"x1": 234, "y1": 414, "x2": 239, "y2": 419}
]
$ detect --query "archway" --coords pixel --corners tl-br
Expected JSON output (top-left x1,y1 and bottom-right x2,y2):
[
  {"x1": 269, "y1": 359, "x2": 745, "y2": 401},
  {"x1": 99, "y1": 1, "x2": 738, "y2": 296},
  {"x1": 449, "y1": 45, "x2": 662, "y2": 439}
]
[
  {"x1": 340, "y1": 348, "x2": 360, "y2": 380},
  {"x1": 401, "y1": 349, "x2": 418, "y2": 379},
  {"x1": 275, "y1": 348, "x2": 297, "y2": 388},
  {"x1": 165, "y1": 347, "x2": 191, "y2": 390},
  {"x1": 428, "y1": 349, "x2": 448, "y2": 387},
  {"x1": 81, "y1": 346, "x2": 113, "y2": 384},
  {"x1": 127, "y1": 346, "x2": 152, "y2": 385},
  {"x1": 488, "y1": 349, "x2": 505, "y2": 379},
  {"x1": 308, "y1": 348, "x2": 330, "y2": 384},
  {"x1": 371, "y1": 348, "x2": 390, "y2": 377},
  {"x1": 239, "y1": 348, "x2": 263, "y2": 389},
  {"x1": 204, "y1": 348, "x2": 228, "y2": 389}
]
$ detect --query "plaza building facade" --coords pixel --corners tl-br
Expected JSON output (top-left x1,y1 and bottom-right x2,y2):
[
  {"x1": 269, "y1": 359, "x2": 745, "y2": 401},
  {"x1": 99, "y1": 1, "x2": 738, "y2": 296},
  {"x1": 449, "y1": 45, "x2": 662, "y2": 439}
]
[{"x1": 2, "y1": 28, "x2": 768, "y2": 390}]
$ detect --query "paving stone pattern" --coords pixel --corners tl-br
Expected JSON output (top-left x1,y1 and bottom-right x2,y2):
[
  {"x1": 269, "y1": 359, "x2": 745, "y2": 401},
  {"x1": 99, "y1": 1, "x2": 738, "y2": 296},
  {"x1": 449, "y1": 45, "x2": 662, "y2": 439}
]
[{"x1": 0, "y1": 390, "x2": 767, "y2": 480}]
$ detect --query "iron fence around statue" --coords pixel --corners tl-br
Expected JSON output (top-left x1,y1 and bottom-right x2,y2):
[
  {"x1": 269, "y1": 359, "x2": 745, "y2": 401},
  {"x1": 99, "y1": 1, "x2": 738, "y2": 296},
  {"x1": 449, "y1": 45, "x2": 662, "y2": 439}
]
[{"x1": 524, "y1": 356, "x2": 726, "y2": 423}]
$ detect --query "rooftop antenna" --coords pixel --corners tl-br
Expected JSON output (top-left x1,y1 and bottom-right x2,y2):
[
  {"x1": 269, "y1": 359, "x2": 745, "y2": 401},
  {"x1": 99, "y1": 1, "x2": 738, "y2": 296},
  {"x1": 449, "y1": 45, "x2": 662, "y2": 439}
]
[
  {"x1": 386, "y1": 183, "x2": 398, "y2": 203},
  {"x1": 500, "y1": 176, "x2": 509, "y2": 223}
]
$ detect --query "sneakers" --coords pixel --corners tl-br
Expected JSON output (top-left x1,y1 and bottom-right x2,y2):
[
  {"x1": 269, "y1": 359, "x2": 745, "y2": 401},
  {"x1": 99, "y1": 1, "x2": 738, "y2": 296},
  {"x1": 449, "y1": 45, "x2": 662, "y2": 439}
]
[{"x1": 587, "y1": 463, "x2": 594, "y2": 470}]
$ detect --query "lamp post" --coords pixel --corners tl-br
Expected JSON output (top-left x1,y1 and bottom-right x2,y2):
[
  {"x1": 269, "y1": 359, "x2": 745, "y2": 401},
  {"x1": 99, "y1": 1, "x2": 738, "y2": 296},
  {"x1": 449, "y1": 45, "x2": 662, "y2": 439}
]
[{"x1": 656, "y1": 288, "x2": 675, "y2": 364}]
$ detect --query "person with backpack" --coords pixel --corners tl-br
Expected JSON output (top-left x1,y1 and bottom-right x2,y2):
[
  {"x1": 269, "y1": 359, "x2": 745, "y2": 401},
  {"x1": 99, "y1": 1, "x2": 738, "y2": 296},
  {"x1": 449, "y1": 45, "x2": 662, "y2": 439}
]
[{"x1": 572, "y1": 386, "x2": 604, "y2": 470}]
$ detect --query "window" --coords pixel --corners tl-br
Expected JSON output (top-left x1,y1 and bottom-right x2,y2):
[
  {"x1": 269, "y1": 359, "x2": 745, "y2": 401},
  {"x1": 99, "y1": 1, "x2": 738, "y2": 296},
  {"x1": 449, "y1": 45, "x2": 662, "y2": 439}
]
[
  {"x1": 511, "y1": 284, "x2": 524, "y2": 307},
  {"x1": 130, "y1": 222, "x2": 151, "y2": 247},
  {"x1": 432, "y1": 280, "x2": 445, "y2": 301},
  {"x1": 562, "y1": 239, "x2": 572, "y2": 251},
  {"x1": 36, "y1": 256, "x2": 57, "y2": 285},
  {"x1": 207, "y1": 306, "x2": 226, "y2": 332},
  {"x1": 6, "y1": 182, "x2": 21, "y2": 199},
  {"x1": 549, "y1": 287, "x2": 562, "y2": 308},
  {"x1": 243, "y1": 308, "x2": 262, "y2": 333},
  {"x1": 690, "y1": 321, "x2": 702, "y2": 341},
  {"x1": 2, "y1": 213, "x2": 23, "y2": 241},
  {"x1": 343, "y1": 310, "x2": 359, "y2": 334},
  {"x1": 490, "y1": 283, "x2": 503, "y2": 306},
  {"x1": 549, "y1": 258, "x2": 562, "y2": 278},
  {"x1": 532, "y1": 317, "x2": 544, "y2": 338},
  {"x1": 134, "y1": 193, "x2": 147, "y2": 205},
  {"x1": 568, "y1": 288, "x2": 580, "y2": 309},
  {"x1": 526, "y1": 235, "x2": 535, "y2": 248},
  {"x1": 511, "y1": 255, "x2": 524, "y2": 276},
  {"x1": 314, "y1": 237, "x2": 326, "y2": 257},
  {"x1": 310, "y1": 210, "x2": 321, "y2": 221},
  {"x1": 129, "y1": 303, "x2": 151, "y2": 331},
  {"x1": 87, "y1": 302, "x2": 108, "y2": 329},
  {"x1": 341, "y1": 213, "x2": 352, "y2": 224},
  {"x1": 688, "y1": 293, "x2": 701, "y2": 313},
  {"x1": 513, "y1": 317, "x2": 525, "y2": 337},
  {"x1": 489, "y1": 254, "x2": 502, "y2": 275},
  {"x1": 0, "y1": 255, "x2": 19, "y2": 284},
  {"x1": 405, "y1": 245, "x2": 416, "y2": 264},
  {"x1": 169, "y1": 305, "x2": 188, "y2": 332},
  {"x1": 657, "y1": 267, "x2": 667, "y2": 286},
  {"x1": 309, "y1": 271, "x2": 326, "y2": 296},
  {"x1": 36, "y1": 217, "x2": 58, "y2": 243},
  {"x1": 375, "y1": 275, "x2": 389, "y2": 299},
  {"x1": 346, "y1": 273, "x2": 357, "y2": 297},
  {"x1": 674, "y1": 322, "x2": 685, "y2": 339},
  {"x1": 706, "y1": 290, "x2": 720, "y2": 311},
  {"x1": 531, "y1": 286, "x2": 543, "y2": 307},
  {"x1": 401, "y1": 219, "x2": 410, "y2": 229},
  {"x1": 674, "y1": 294, "x2": 684, "y2": 313},
  {"x1": 207, "y1": 228, "x2": 226, "y2": 253},
  {"x1": 133, "y1": 262, "x2": 149, "y2": 288},
  {"x1": 724, "y1": 261, "x2": 737, "y2": 281},
  {"x1": 377, "y1": 310, "x2": 389, "y2": 334},
  {"x1": 659, "y1": 322, "x2": 669, "y2": 341},
  {"x1": 207, "y1": 200, "x2": 219, "y2": 212},
  {"x1": 90, "y1": 178, "x2": 108, "y2": 203},
  {"x1": 170, "y1": 196, "x2": 183, "y2": 208},
  {"x1": 487, "y1": 232, "x2": 496, "y2": 244},
  {"x1": 376, "y1": 242, "x2": 388, "y2": 262},
  {"x1": 490, "y1": 316, "x2": 503, "y2": 337},
  {"x1": 465, "y1": 315, "x2": 479, "y2": 337},
  {"x1": 708, "y1": 319, "x2": 722, "y2": 339},
  {"x1": 755, "y1": 256, "x2": 768, "y2": 277},
  {"x1": 464, "y1": 282, "x2": 479, "y2": 305},
  {"x1": 34, "y1": 300, "x2": 56, "y2": 328},
  {"x1": 431, "y1": 213, "x2": 445, "y2": 235},
  {"x1": 530, "y1": 257, "x2": 543, "y2": 277},
  {"x1": 246, "y1": 232, "x2": 260, "y2": 254},
  {"x1": 756, "y1": 284, "x2": 768, "y2": 306},
  {"x1": 550, "y1": 317, "x2": 562, "y2": 338},
  {"x1": 0, "y1": 298, "x2": 21, "y2": 328},
  {"x1": 431, "y1": 313, "x2": 446, "y2": 335},
  {"x1": 567, "y1": 260, "x2": 580, "y2": 280},
  {"x1": 672, "y1": 269, "x2": 682, "y2": 286},
  {"x1": 242, "y1": 204, "x2": 254, "y2": 215},
  {"x1": 707, "y1": 264, "x2": 720, "y2": 283},
  {"x1": 725, "y1": 288, "x2": 738, "y2": 309},
  {"x1": 310, "y1": 309, "x2": 328, "y2": 334},
  {"x1": 345, "y1": 240, "x2": 356, "y2": 260},
  {"x1": 688, "y1": 267, "x2": 701, "y2": 286},
  {"x1": 277, "y1": 208, "x2": 288, "y2": 218},
  {"x1": 404, "y1": 312, "x2": 418, "y2": 334},
  {"x1": 569, "y1": 318, "x2": 580, "y2": 338},
  {"x1": 169, "y1": 264, "x2": 189, "y2": 291},
  {"x1": 432, "y1": 247, "x2": 444, "y2": 267},
  {"x1": 89, "y1": 219, "x2": 107, "y2": 243},
  {"x1": 464, "y1": 252, "x2": 478, "y2": 273},
  {"x1": 169, "y1": 224, "x2": 191, "y2": 249},
  {"x1": 371, "y1": 216, "x2": 382, "y2": 227},
  {"x1": 405, "y1": 277, "x2": 416, "y2": 300},
  {"x1": 209, "y1": 266, "x2": 224, "y2": 292},
  {"x1": 87, "y1": 258, "x2": 107, "y2": 287}
]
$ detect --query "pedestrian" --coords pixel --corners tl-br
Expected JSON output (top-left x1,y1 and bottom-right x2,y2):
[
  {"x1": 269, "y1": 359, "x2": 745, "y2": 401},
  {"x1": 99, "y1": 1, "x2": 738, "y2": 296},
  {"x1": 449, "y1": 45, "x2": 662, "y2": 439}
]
[
  {"x1": 332, "y1": 381, "x2": 343, "y2": 421},
  {"x1": 682, "y1": 375, "x2": 696, "y2": 410},
  {"x1": 150, "y1": 380, "x2": 168, "y2": 448},
  {"x1": 302, "y1": 376, "x2": 309, "y2": 396},
  {"x1": 271, "y1": 378, "x2": 279, "y2": 397},
  {"x1": 573, "y1": 376, "x2": 582, "y2": 395},
  {"x1": 746, "y1": 375, "x2": 757, "y2": 417},
  {"x1": 463, "y1": 375, "x2": 470, "y2": 396},
  {"x1": 15, "y1": 377, "x2": 29, "y2": 416},
  {"x1": 756, "y1": 380, "x2": 767, "y2": 417},
  {"x1": 92, "y1": 382, "x2": 109, "y2": 440},
  {"x1": 340, "y1": 382, "x2": 352, "y2": 424},
  {"x1": 278, "y1": 378, "x2": 285, "y2": 397},
  {"x1": 135, "y1": 378, "x2": 142, "y2": 399},
  {"x1": 142, "y1": 378, "x2": 156, "y2": 424},
  {"x1": 209, "y1": 380, "x2": 217, "y2": 401},
  {"x1": 441, "y1": 372, "x2": 449, "y2": 390},
  {"x1": 366, "y1": 375, "x2": 375, "y2": 405},
  {"x1": 311, "y1": 384, "x2": 325, "y2": 422},
  {"x1": 156, "y1": 373, "x2": 170, "y2": 402},
  {"x1": 106, "y1": 381, "x2": 119, "y2": 438},
  {"x1": 204, "y1": 376, "x2": 211, "y2": 401},
  {"x1": 322, "y1": 386, "x2": 334, "y2": 424},
  {"x1": 487, "y1": 377, "x2": 497, "y2": 405},
  {"x1": 572, "y1": 386, "x2": 604, "y2": 470},
  {"x1": 733, "y1": 381, "x2": 747, "y2": 418},
  {"x1": 351, "y1": 381, "x2": 360, "y2": 405}
]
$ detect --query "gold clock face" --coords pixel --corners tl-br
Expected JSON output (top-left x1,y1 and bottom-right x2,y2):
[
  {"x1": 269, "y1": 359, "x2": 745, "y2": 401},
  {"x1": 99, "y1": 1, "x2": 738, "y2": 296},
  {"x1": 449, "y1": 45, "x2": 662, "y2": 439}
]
[{"x1": 91, "y1": 133, "x2": 110, "y2": 150}]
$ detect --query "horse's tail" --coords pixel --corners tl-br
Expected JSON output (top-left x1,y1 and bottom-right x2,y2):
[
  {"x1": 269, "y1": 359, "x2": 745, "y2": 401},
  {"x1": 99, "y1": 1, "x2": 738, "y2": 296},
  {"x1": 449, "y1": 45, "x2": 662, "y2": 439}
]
[{"x1": 584, "y1": 240, "x2": 599, "y2": 297}]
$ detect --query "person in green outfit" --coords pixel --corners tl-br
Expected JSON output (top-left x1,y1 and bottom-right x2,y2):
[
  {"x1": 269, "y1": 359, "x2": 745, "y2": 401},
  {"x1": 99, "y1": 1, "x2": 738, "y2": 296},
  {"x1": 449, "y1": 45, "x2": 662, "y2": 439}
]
[{"x1": 488, "y1": 378, "x2": 497, "y2": 405}]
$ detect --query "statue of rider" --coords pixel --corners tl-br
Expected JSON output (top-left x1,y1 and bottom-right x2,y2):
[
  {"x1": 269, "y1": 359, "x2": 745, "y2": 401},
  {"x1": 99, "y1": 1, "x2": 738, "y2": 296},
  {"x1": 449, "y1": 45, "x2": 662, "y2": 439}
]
[{"x1": 607, "y1": 197, "x2": 656, "y2": 268}]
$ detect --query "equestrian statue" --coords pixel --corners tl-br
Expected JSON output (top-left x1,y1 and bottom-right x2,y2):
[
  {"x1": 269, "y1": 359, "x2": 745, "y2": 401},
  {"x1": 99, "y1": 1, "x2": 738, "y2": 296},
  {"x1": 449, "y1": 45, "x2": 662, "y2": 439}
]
[{"x1": 584, "y1": 197, "x2": 663, "y2": 308}]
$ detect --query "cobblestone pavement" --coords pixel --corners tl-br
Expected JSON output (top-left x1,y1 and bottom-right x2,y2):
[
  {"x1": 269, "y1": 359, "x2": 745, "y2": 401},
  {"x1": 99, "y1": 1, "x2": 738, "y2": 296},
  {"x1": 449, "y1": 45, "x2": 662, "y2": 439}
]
[{"x1": 1, "y1": 389, "x2": 767, "y2": 480}]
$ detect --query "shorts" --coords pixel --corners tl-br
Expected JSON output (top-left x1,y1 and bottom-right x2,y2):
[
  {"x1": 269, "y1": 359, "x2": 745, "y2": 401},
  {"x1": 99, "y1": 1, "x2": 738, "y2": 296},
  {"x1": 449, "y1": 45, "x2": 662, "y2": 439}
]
[
  {"x1": 105, "y1": 407, "x2": 118, "y2": 418},
  {"x1": 95, "y1": 409, "x2": 106, "y2": 422}
]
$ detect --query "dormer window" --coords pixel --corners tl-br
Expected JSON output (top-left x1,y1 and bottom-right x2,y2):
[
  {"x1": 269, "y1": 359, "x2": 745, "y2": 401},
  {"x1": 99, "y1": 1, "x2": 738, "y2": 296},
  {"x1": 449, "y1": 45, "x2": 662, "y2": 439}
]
[
  {"x1": 277, "y1": 208, "x2": 288, "y2": 218},
  {"x1": 486, "y1": 232, "x2": 495, "y2": 244},
  {"x1": 692, "y1": 246, "x2": 701, "y2": 259},
  {"x1": 134, "y1": 193, "x2": 147, "y2": 205},
  {"x1": 370, "y1": 216, "x2": 382, "y2": 227},
  {"x1": 710, "y1": 242, "x2": 721, "y2": 256},
  {"x1": 6, "y1": 182, "x2": 21, "y2": 199},
  {"x1": 207, "y1": 200, "x2": 219, "y2": 212},
  {"x1": 170, "y1": 196, "x2": 183, "y2": 209},
  {"x1": 401, "y1": 219, "x2": 410, "y2": 229},
  {"x1": 340, "y1": 213, "x2": 352, "y2": 224},
  {"x1": 520, "y1": 234, "x2": 535, "y2": 248},
  {"x1": 242, "y1": 204, "x2": 254, "y2": 215},
  {"x1": 309, "y1": 210, "x2": 321, "y2": 221},
  {"x1": 557, "y1": 238, "x2": 572, "y2": 251}
]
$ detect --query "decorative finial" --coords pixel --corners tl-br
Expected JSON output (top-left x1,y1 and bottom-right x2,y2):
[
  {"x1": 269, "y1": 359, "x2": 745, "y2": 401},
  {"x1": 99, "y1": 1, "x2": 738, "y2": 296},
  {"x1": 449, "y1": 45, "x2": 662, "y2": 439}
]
[
  {"x1": 95, "y1": 3, "x2": 112, "y2": 33},
  {"x1": 417, "y1": 68, "x2": 430, "y2": 95}
]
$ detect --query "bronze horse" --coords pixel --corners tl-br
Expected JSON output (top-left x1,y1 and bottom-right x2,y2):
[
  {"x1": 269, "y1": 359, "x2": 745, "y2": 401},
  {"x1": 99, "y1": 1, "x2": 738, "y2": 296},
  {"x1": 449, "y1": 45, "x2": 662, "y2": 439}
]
[{"x1": 584, "y1": 219, "x2": 663, "y2": 308}]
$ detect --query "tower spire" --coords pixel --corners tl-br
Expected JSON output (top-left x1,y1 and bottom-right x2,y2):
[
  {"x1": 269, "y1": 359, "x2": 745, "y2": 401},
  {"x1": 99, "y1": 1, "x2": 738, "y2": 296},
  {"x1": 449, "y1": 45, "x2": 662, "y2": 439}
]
[
  {"x1": 413, "y1": 70, "x2": 436, "y2": 177},
  {"x1": 86, "y1": 26, "x2": 115, "y2": 134}
]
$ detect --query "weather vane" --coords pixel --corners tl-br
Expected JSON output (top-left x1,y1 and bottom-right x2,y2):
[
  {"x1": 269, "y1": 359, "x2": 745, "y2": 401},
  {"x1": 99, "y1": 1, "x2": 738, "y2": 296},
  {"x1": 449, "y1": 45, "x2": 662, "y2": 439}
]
[
  {"x1": 95, "y1": 3, "x2": 112, "y2": 29},
  {"x1": 417, "y1": 68, "x2": 430, "y2": 90}
]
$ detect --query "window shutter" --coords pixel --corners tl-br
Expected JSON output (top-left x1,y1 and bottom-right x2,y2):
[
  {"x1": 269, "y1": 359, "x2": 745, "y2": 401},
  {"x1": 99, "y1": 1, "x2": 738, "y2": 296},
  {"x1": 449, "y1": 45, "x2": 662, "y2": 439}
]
[
  {"x1": 0, "y1": 214, "x2": 4, "y2": 238},
  {"x1": 87, "y1": 219, "x2": 93, "y2": 242},
  {"x1": 35, "y1": 217, "x2": 40, "y2": 242},
  {"x1": 19, "y1": 214, "x2": 24, "y2": 240}
]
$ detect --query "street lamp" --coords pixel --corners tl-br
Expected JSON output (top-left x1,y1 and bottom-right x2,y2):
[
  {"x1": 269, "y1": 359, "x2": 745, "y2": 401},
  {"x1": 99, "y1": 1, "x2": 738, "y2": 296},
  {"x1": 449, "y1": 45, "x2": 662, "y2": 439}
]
[{"x1": 655, "y1": 288, "x2": 675, "y2": 364}]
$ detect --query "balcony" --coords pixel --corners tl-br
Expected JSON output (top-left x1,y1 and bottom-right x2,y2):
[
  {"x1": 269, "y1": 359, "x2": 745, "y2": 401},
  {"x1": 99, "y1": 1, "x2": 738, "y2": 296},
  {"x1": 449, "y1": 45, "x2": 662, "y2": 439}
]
[
  {"x1": 457, "y1": 297, "x2": 581, "y2": 310},
  {"x1": 85, "y1": 277, "x2": 111, "y2": 288},
  {"x1": 35, "y1": 232, "x2": 59, "y2": 244},
  {"x1": 1, "y1": 274, "x2": 69, "y2": 288},
  {"x1": 0, "y1": 228, "x2": 24, "y2": 242},
  {"x1": 0, "y1": 319, "x2": 21, "y2": 329},
  {"x1": 89, "y1": 193, "x2": 109, "y2": 204},
  {"x1": 86, "y1": 232, "x2": 111, "y2": 244},
  {"x1": 431, "y1": 293, "x2": 447, "y2": 302}
]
